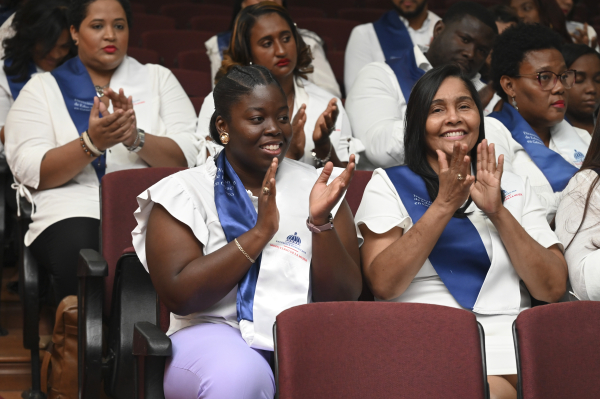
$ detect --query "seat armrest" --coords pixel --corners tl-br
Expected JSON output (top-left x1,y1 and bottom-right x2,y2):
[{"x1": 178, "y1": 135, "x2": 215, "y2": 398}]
[
  {"x1": 133, "y1": 322, "x2": 172, "y2": 357},
  {"x1": 20, "y1": 247, "x2": 40, "y2": 350},
  {"x1": 18, "y1": 195, "x2": 32, "y2": 221},
  {"x1": 78, "y1": 249, "x2": 108, "y2": 399}
]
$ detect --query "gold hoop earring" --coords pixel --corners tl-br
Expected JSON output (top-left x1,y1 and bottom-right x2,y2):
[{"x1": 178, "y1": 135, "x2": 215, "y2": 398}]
[{"x1": 220, "y1": 132, "x2": 230, "y2": 145}]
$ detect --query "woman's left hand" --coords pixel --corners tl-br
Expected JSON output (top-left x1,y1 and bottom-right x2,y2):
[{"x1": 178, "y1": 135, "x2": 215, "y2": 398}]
[
  {"x1": 309, "y1": 154, "x2": 355, "y2": 225},
  {"x1": 105, "y1": 88, "x2": 137, "y2": 146},
  {"x1": 313, "y1": 98, "x2": 339, "y2": 145},
  {"x1": 470, "y1": 139, "x2": 504, "y2": 216},
  {"x1": 571, "y1": 23, "x2": 590, "y2": 46}
]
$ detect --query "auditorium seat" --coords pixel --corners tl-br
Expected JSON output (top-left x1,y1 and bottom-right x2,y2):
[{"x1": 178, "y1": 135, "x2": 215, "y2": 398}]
[
  {"x1": 346, "y1": 170, "x2": 372, "y2": 216},
  {"x1": 363, "y1": 0, "x2": 394, "y2": 8},
  {"x1": 327, "y1": 49, "x2": 345, "y2": 97},
  {"x1": 159, "y1": 4, "x2": 232, "y2": 29},
  {"x1": 338, "y1": 8, "x2": 387, "y2": 24},
  {"x1": 170, "y1": 69, "x2": 212, "y2": 99},
  {"x1": 127, "y1": 47, "x2": 160, "y2": 65},
  {"x1": 129, "y1": 14, "x2": 175, "y2": 48},
  {"x1": 190, "y1": 97, "x2": 204, "y2": 115},
  {"x1": 274, "y1": 302, "x2": 489, "y2": 398},
  {"x1": 141, "y1": 30, "x2": 213, "y2": 68},
  {"x1": 287, "y1": 0, "x2": 348, "y2": 18},
  {"x1": 513, "y1": 302, "x2": 600, "y2": 399},
  {"x1": 294, "y1": 18, "x2": 360, "y2": 51},
  {"x1": 177, "y1": 50, "x2": 212, "y2": 73},
  {"x1": 288, "y1": 6, "x2": 326, "y2": 19},
  {"x1": 131, "y1": 0, "x2": 190, "y2": 15},
  {"x1": 130, "y1": 3, "x2": 145, "y2": 13},
  {"x1": 190, "y1": 15, "x2": 231, "y2": 34},
  {"x1": 78, "y1": 167, "x2": 185, "y2": 399}
]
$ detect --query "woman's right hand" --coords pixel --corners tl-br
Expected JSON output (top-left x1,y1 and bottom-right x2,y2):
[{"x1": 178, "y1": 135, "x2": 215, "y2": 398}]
[
  {"x1": 434, "y1": 142, "x2": 475, "y2": 213},
  {"x1": 87, "y1": 96, "x2": 136, "y2": 151},
  {"x1": 253, "y1": 158, "x2": 280, "y2": 241},
  {"x1": 286, "y1": 103, "x2": 306, "y2": 160}
]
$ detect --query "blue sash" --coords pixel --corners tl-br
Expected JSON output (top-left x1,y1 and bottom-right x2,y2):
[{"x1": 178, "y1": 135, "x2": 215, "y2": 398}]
[
  {"x1": 51, "y1": 56, "x2": 106, "y2": 181},
  {"x1": 489, "y1": 104, "x2": 577, "y2": 192},
  {"x1": 385, "y1": 165, "x2": 490, "y2": 309},
  {"x1": 373, "y1": 10, "x2": 425, "y2": 101},
  {"x1": 217, "y1": 31, "x2": 232, "y2": 59},
  {"x1": 214, "y1": 151, "x2": 261, "y2": 323},
  {"x1": 4, "y1": 58, "x2": 36, "y2": 99}
]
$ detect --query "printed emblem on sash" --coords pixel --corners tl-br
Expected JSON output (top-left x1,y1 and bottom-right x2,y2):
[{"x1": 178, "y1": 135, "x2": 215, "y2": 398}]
[
  {"x1": 574, "y1": 149, "x2": 585, "y2": 166},
  {"x1": 414, "y1": 195, "x2": 431, "y2": 208},
  {"x1": 523, "y1": 131, "x2": 544, "y2": 146},
  {"x1": 501, "y1": 189, "x2": 522, "y2": 201},
  {"x1": 214, "y1": 167, "x2": 236, "y2": 196},
  {"x1": 74, "y1": 98, "x2": 93, "y2": 112},
  {"x1": 271, "y1": 232, "x2": 308, "y2": 262}
]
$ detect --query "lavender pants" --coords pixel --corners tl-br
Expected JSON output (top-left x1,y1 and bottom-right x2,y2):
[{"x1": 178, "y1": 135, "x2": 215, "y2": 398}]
[{"x1": 163, "y1": 323, "x2": 275, "y2": 399}]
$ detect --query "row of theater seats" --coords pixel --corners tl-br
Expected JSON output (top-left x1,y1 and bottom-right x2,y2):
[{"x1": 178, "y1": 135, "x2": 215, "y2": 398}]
[{"x1": 16, "y1": 166, "x2": 598, "y2": 398}]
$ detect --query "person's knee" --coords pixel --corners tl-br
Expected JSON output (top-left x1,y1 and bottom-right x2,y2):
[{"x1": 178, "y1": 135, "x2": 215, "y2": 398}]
[{"x1": 488, "y1": 375, "x2": 517, "y2": 399}]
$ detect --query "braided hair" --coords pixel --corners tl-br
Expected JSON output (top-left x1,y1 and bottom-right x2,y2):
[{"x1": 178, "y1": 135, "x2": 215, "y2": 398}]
[{"x1": 209, "y1": 64, "x2": 284, "y2": 144}]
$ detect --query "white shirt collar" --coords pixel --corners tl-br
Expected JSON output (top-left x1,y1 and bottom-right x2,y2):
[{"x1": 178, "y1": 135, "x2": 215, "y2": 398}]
[{"x1": 399, "y1": 10, "x2": 433, "y2": 33}]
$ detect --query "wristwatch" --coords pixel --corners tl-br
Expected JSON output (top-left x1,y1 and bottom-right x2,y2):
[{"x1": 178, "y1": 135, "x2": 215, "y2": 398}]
[
  {"x1": 124, "y1": 128, "x2": 146, "y2": 153},
  {"x1": 306, "y1": 214, "x2": 334, "y2": 233}
]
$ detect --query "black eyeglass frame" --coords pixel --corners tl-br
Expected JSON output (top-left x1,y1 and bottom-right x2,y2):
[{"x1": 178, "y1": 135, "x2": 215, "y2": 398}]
[{"x1": 514, "y1": 70, "x2": 577, "y2": 91}]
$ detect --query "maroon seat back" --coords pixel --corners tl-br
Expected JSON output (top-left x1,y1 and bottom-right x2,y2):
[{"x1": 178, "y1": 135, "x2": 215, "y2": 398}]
[
  {"x1": 141, "y1": 30, "x2": 213, "y2": 68},
  {"x1": 275, "y1": 302, "x2": 487, "y2": 398},
  {"x1": 295, "y1": 18, "x2": 360, "y2": 50},
  {"x1": 288, "y1": 6, "x2": 325, "y2": 19},
  {"x1": 130, "y1": 3, "x2": 145, "y2": 13},
  {"x1": 514, "y1": 302, "x2": 600, "y2": 399},
  {"x1": 190, "y1": 15, "x2": 231, "y2": 34},
  {"x1": 327, "y1": 49, "x2": 345, "y2": 95},
  {"x1": 338, "y1": 8, "x2": 387, "y2": 24},
  {"x1": 190, "y1": 97, "x2": 204, "y2": 115},
  {"x1": 132, "y1": 0, "x2": 190, "y2": 15},
  {"x1": 129, "y1": 14, "x2": 175, "y2": 48},
  {"x1": 159, "y1": 4, "x2": 232, "y2": 29},
  {"x1": 100, "y1": 167, "x2": 186, "y2": 316},
  {"x1": 177, "y1": 50, "x2": 212, "y2": 74},
  {"x1": 346, "y1": 170, "x2": 372, "y2": 216},
  {"x1": 170, "y1": 68, "x2": 212, "y2": 99},
  {"x1": 127, "y1": 47, "x2": 160, "y2": 65}
]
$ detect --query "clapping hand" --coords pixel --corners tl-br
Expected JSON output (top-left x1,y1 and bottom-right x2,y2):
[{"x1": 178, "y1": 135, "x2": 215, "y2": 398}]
[
  {"x1": 308, "y1": 154, "x2": 355, "y2": 225},
  {"x1": 104, "y1": 88, "x2": 138, "y2": 146},
  {"x1": 435, "y1": 143, "x2": 475, "y2": 213},
  {"x1": 87, "y1": 96, "x2": 136, "y2": 151},
  {"x1": 470, "y1": 140, "x2": 504, "y2": 216},
  {"x1": 287, "y1": 103, "x2": 307, "y2": 160},
  {"x1": 571, "y1": 23, "x2": 590, "y2": 46},
  {"x1": 313, "y1": 98, "x2": 339, "y2": 145},
  {"x1": 254, "y1": 158, "x2": 280, "y2": 240}
]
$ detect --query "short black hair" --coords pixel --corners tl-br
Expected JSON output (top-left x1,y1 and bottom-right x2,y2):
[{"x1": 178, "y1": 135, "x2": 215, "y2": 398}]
[
  {"x1": 488, "y1": 4, "x2": 519, "y2": 25},
  {"x1": 442, "y1": 1, "x2": 498, "y2": 35},
  {"x1": 69, "y1": 0, "x2": 133, "y2": 30},
  {"x1": 210, "y1": 64, "x2": 284, "y2": 144},
  {"x1": 562, "y1": 43, "x2": 600, "y2": 68},
  {"x1": 3, "y1": 0, "x2": 73, "y2": 82},
  {"x1": 491, "y1": 23, "x2": 564, "y2": 102},
  {"x1": 405, "y1": 64, "x2": 486, "y2": 218}
]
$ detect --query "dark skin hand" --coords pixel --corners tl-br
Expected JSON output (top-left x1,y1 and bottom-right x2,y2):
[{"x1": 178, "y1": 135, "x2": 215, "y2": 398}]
[{"x1": 146, "y1": 156, "x2": 361, "y2": 315}]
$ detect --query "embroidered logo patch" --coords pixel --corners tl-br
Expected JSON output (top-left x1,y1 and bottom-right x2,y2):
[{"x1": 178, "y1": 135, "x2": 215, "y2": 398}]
[
  {"x1": 271, "y1": 232, "x2": 308, "y2": 262},
  {"x1": 502, "y1": 189, "x2": 522, "y2": 201},
  {"x1": 574, "y1": 149, "x2": 585, "y2": 165}
]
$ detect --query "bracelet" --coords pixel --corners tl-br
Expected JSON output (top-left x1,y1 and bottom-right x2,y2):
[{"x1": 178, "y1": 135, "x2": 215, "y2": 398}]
[
  {"x1": 124, "y1": 128, "x2": 146, "y2": 153},
  {"x1": 234, "y1": 238, "x2": 255, "y2": 263},
  {"x1": 311, "y1": 142, "x2": 332, "y2": 167},
  {"x1": 80, "y1": 136, "x2": 96, "y2": 158},
  {"x1": 82, "y1": 131, "x2": 105, "y2": 157}
]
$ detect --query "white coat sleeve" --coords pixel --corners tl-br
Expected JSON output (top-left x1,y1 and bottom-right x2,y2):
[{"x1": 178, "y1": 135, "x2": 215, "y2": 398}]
[{"x1": 345, "y1": 63, "x2": 406, "y2": 168}]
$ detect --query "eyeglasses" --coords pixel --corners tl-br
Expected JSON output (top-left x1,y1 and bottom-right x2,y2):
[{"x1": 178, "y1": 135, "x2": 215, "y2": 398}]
[{"x1": 515, "y1": 70, "x2": 576, "y2": 91}]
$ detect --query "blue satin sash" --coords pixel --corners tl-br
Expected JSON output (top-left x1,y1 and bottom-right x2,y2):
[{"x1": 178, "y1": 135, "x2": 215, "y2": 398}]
[
  {"x1": 51, "y1": 56, "x2": 106, "y2": 181},
  {"x1": 373, "y1": 10, "x2": 425, "y2": 101},
  {"x1": 214, "y1": 151, "x2": 261, "y2": 323},
  {"x1": 489, "y1": 104, "x2": 577, "y2": 192},
  {"x1": 4, "y1": 58, "x2": 36, "y2": 99},
  {"x1": 217, "y1": 31, "x2": 232, "y2": 59},
  {"x1": 385, "y1": 165, "x2": 491, "y2": 309}
]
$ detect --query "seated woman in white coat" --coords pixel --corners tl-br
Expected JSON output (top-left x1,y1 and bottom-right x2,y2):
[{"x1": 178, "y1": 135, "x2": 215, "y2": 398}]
[
  {"x1": 204, "y1": 0, "x2": 341, "y2": 98},
  {"x1": 487, "y1": 23, "x2": 591, "y2": 223},
  {"x1": 197, "y1": 3, "x2": 363, "y2": 168},
  {"x1": 556, "y1": 116, "x2": 600, "y2": 301},
  {"x1": 4, "y1": 0, "x2": 198, "y2": 306},
  {"x1": 0, "y1": 0, "x2": 73, "y2": 147},
  {"x1": 132, "y1": 65, "x2": 361, "y2": 399},
  {"x1": 357, "y1": 65, "x2": 567, "y2": 399}
]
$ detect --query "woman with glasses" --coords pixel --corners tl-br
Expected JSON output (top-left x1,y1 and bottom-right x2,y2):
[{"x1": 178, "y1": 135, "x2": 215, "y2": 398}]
[{"x1": 487, "y1": 23, "x2": 591, "y2": 222}]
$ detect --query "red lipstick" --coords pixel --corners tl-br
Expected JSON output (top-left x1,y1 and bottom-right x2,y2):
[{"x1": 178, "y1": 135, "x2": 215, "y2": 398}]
[
  {"x1": 276, "y1": 58, "x2": 290, "y2": 67},
  {"x1": 103, "y1": 45, "x2": 117, "y2": 54},
  {"x1": 552, "y1": 100, "x2": 565, "y2": 108}
]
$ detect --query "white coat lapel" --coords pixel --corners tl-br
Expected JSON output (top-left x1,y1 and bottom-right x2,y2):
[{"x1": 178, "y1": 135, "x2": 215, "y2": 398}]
[{"x1": 551, "y1": 120, "x2": 588, "y2": 167}]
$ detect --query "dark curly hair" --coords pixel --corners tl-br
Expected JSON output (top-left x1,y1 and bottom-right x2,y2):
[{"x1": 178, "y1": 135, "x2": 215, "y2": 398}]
[
  {"x1": 215, "y1": 2, "x2": 313, "y2": 84},
  {"x1": 210, "y1": 64, "x2": 284, "y2": 145},
  {"x1": 491, "y1": 23, "x2": 564, "y2": 102},
  {"x1": 68, "y1": 0, "x2": 133, "y2": 30},
  {"x1": 562, "y1": 43, "x2": 600, "y2": 68},
  {"x1": 3, "y1": 0, "x2": 73, "y2": 82}
]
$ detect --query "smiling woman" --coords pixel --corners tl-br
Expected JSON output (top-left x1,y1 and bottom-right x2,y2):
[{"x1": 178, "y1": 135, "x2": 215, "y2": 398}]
[
  {"x1": 4, "y1": 0, "x2": 198, "y2": 310},
  {"x1": 132, "y1": 64, "x2": 361, "y2": 399},
  {"x1": 356, "y1": 64, "x2": 567, "y2": 399}
]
